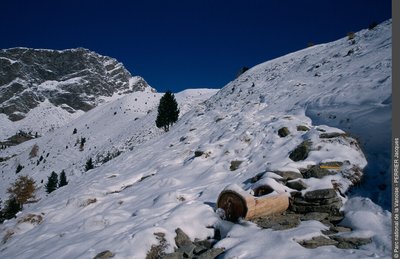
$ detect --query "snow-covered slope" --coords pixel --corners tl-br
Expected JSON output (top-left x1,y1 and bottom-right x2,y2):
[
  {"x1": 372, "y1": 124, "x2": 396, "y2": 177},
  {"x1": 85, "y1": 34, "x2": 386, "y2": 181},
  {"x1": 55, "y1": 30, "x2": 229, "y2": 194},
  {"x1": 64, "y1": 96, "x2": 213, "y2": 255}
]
[
  {"x1": 0, "y1": 88, "x2": 217, "y2": 201},
  {"x1": 0, "y1": 20, "x2": 391, "y2": 258}
]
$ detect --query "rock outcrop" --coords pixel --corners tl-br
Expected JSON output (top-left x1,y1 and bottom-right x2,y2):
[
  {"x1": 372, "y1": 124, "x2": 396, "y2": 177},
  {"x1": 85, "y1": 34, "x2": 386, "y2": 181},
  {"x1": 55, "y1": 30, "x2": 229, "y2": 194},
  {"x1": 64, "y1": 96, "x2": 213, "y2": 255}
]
[{"x1": 0, "y1": 47, "x2": 151, "y2": 121}]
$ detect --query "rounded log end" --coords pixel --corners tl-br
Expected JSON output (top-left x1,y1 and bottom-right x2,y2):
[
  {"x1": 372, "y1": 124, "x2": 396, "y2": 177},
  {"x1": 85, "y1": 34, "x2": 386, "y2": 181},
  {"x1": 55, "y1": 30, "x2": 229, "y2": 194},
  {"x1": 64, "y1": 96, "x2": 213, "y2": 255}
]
[{"x1": 217, "y1": 190, "x2": 248, "y2": 222}]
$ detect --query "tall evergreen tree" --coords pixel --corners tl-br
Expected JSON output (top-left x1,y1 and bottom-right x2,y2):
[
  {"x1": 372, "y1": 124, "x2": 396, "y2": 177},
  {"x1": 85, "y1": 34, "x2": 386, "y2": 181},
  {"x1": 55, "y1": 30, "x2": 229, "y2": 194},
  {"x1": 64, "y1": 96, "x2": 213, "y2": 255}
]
[
  {"x1": 45, "y1": 171, "x2": 58, "y2": 194},
  {"x1": 59, "y1": 170, "x2": 68, "y2": 187},
  {"x1": 155, "y1": 91, "x2": 180, "y2": 132}
]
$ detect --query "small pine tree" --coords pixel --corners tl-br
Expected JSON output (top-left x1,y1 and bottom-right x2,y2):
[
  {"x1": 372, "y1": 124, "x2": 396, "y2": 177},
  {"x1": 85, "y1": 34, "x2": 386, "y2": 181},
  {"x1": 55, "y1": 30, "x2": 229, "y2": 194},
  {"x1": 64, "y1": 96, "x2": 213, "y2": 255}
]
[
  {"x1": 73, "y1": 128, "x2": 77, "y2": 134},
  {"x1": 155, "y1": 91, "x2": 180, "y2": 132},
  {"x1": 59, "y1": 170, "x2": 68, "y2": 187},
  {"x1": 79, "y1": 137, "x2": 86, "y2": 151},
  {"x1": 236, "y1": 66, "x2": 249, "y2": 78},
  {"x1": 16, "y1": 164, "x2": 24, "y2": 174},
  {"x1": 7, "y1": 175, "x2": 36, "y2": 208},
  {"x1": 3, "y1": 197, "x2": 22, "y2": 220},
  {"x1": 85, "y1": 157, "x2": 94, "y2": 171},
  {"x1": 45, "y1": 171, "x2": 58, "y2": 194}
]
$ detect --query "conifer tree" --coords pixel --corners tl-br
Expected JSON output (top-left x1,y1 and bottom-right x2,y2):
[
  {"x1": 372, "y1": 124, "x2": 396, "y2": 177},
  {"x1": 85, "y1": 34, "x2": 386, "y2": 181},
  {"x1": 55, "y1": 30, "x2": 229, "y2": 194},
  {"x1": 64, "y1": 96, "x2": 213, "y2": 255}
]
[
  {"x1": 45, "y1": 171, "x2": 58, "y2": 194},
  {"x1": 3, "y1": 197, "x2": 21, "y2": 220},
  {"x1": 155, "y1": 91, "x2": 180, "y2": 132},
  {"x1": 59, "y1": 170, "x2": 68, "y2": 187},
  {"x1": 85, "y1": 157, "x2": 94, "y2": 171}
]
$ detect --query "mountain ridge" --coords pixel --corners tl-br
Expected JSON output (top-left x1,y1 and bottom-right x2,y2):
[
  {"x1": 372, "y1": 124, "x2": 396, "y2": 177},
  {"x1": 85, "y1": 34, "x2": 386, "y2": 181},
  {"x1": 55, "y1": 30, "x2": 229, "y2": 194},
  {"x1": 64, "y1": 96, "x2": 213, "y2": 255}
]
[{"x1": 0, "y1": 47, "x2": 152, "y2": 122}]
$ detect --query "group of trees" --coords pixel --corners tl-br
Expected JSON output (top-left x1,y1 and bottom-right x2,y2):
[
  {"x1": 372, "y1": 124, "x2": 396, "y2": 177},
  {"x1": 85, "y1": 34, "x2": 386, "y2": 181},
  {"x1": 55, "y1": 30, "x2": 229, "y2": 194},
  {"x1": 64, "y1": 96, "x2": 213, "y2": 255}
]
[
  {"x1": 0, "y1": 169, "x2": 69, "y2": 223},
  {"x1": 0, "y1": 175, "x2": 36, "y2": 223},
  {"x1": 45, "y1": 170, "x2": 68, "y2": 194}
]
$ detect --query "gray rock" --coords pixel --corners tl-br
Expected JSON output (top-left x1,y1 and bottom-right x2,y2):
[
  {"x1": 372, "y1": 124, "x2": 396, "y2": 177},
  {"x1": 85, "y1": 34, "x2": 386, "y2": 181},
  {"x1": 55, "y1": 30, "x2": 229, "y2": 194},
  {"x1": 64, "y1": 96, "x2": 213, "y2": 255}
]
[
  {"x1": 301, "y1": 165, "x2": 337, "y2": 179},
  {"x1": 194, "y1": 240, "x2": 213, "y2": 250},
  {"x1": 197, "y1": 248, "x2": 225, "y2": 259},
  {"x1": 304, "y1": 189, "x2": 337, "y2": 200},
  {"x1": 332, "y1": 226, "x2": 352, "y2": 233},
  {"x1": 175, "y1": 228, "x2": 192, "y2": 248},
  {"x1": 274, "y1": 171, "x2": 303, "y2": 181},
  {"x1": 253, "y1": 213, "x2": 301, "y2": 230},
  {"x1": 162, "y1": 252, "x2": 184, "y2": 259},
  {"x1": 320, "y1": 197, "x2": 342, "y2": 205},
  {"x1": 93, "y1": 250, "x2": 114, "y2": 259},
  {"x1": 326, "y1": 214, "x2": 345, "y2": 224},
  {"x1": 286, "y1": 179, "x2": 308, "y2": 190},
  {"x1": 230, "y1": 160, "x2": 243, "y2": 171},
  {"x1": 332, "y1": 236, "x2": 372, "y2": 249},
  {"x1": 297, "y1": 125, "x2": 310, "y2": 131},
  {"x1": 289, "y1": 140, "x2": 312, "y2": 161},
  {"x1": 298, "y1": 236, "x2": 338, "y2": 248},
  {"x1": 177, "y1": 243, "x2": 196, "y2": 257},
  {"x1": 301, "y1": 212, "x2": 329, "y2": 221},
  {"x1": 319, "y1": 132, "x2": 346, "y2": 139}
]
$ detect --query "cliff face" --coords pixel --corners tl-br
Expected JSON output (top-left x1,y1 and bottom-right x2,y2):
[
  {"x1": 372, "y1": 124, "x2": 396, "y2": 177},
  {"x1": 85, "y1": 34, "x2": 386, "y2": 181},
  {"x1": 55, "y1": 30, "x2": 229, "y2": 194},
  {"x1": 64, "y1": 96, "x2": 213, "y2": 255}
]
[{"x1": 0, "y1": 47, "x2": 150, "y2": 121}]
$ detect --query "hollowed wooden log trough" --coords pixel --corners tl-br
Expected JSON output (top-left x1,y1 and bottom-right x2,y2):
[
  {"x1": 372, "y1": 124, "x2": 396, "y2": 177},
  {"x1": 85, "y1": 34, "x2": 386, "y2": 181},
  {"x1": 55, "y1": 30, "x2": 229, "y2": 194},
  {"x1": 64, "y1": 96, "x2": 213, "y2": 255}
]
[{"x1": 217, "y1": 184, "x2": 289, "y2": 222}]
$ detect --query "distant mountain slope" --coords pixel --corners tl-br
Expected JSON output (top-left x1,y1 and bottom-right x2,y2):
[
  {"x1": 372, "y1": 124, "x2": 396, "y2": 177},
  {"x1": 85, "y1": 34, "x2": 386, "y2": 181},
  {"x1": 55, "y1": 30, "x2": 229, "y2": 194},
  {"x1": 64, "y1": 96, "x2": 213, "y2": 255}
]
[
  {"x1": 0, "y1": 21, "x2": 391, "y2": 259},
  {"x1": 0, "y1": 47, "x2": 152, "y2": 138}
]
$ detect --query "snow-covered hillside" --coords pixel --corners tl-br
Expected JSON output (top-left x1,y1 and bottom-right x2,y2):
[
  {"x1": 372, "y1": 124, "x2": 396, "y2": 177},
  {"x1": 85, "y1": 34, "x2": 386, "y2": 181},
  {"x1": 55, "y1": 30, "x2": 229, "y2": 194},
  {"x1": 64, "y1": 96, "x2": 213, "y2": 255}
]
[
  {"x1": 0, "y1": 88, "x2": 217, "y2": 201},
  {"x1": 0, "y1": 20, "x2": 391, "y2": 259}
]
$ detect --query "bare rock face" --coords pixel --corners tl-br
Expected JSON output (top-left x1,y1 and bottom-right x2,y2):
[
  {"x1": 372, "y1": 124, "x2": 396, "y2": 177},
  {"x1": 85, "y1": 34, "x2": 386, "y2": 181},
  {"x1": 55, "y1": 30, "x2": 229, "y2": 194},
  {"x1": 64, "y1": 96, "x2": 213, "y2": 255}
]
[{"x1": 0, "y1": 47, "x2": 151, "y2": 121}]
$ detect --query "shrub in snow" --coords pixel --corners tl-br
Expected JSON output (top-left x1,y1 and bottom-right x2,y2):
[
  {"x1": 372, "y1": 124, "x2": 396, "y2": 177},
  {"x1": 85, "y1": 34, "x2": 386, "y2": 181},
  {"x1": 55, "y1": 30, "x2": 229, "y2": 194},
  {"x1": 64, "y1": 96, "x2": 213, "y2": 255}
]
[
  {"x1": 29, "y1": 144, "x2": 39, "y2": 158},
  {"x1": 46, "y1": 171, "x2": 58, "y2": 194},
  {"x1": 146, "y1": 232, "x2": 167, "y2": 259},
  {"x1": 347, "y1": 32, "x2": 355, "y2": 40},
  {"x1": 278, "y1": 127, "x2": 290, "y2": 137},
  {"x1": 79, "y1": 137, "x2": 86, "y2": 151},
  {"x1": 155, "y1": 91, "x2": 180, "y2": 132},
  {"x1": 7, "y1": 175, "x2": 36, "y2": 209},
  {"x1": 368, "y1": 21, "x2": 378, "y2": 30}
]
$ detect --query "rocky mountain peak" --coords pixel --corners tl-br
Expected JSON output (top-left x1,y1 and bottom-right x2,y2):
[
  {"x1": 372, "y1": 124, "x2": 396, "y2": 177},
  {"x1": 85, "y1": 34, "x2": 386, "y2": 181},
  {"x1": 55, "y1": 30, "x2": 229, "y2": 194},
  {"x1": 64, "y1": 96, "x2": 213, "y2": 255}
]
[{"x1": 0, "y1": 47, "x2": 152, "y2": 121}]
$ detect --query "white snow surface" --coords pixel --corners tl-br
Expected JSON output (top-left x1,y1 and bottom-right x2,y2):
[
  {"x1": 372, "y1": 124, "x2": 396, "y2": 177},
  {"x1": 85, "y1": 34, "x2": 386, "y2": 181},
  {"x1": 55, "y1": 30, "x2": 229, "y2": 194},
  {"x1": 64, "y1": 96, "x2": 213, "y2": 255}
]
[{"x1": 0, "y1": 20, "x2": 391, "y2": 258}]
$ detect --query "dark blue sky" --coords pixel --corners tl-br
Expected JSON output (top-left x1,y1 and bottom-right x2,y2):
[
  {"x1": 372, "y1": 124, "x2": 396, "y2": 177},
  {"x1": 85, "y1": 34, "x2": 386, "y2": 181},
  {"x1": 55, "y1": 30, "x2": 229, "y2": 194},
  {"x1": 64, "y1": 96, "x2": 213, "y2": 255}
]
[{"x1": 1, "y1": 0, "x2": 391, "y2": 92}]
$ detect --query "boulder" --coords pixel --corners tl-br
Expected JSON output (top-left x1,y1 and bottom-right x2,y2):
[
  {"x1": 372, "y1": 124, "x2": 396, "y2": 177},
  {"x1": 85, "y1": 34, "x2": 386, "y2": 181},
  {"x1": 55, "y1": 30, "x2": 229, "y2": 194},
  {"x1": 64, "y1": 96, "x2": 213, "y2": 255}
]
[
  {"x1": 286, "y1": 179, "x2": 308, "y2": 190},
  {"x1": 301, "y1": 165, "x2": 337, "y2": 179},
  {"x1": 289, "y1": 140, "x2": 312, "y2": 161},
  {"x1": 304, "y1": 189, "x2": 337, "y2": 200}
]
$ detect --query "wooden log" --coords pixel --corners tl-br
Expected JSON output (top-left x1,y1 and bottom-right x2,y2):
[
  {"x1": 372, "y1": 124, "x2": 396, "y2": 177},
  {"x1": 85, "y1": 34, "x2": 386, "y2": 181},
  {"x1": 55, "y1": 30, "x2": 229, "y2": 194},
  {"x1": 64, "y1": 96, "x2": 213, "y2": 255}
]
[{"x1": 217, "y1": 184, "x2": 289, "y2": 222}]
